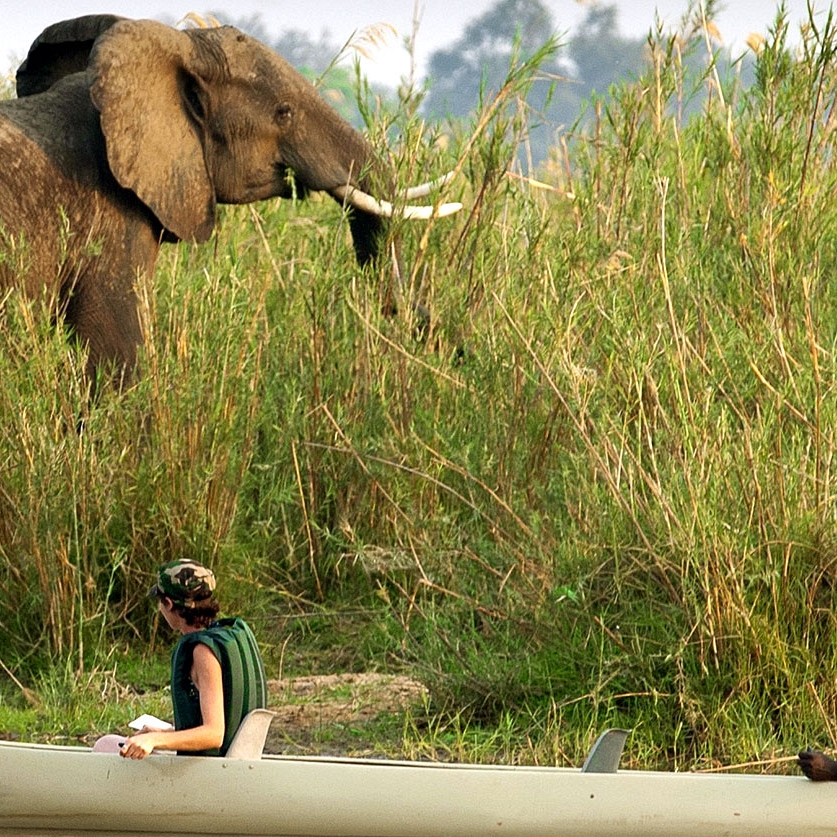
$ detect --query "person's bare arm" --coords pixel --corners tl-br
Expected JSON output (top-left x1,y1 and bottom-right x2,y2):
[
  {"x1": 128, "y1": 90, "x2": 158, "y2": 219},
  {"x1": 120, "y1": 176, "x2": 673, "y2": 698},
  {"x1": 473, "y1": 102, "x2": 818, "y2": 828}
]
[{"x1": 120, "y1": 644, "x2": 225, "y2": 759}]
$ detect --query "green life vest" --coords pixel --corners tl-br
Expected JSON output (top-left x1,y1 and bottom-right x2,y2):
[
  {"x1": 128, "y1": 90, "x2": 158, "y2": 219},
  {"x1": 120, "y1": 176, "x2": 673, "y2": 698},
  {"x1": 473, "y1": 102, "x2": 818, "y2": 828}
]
[{"x1": 170, "y1": 617, "x2": 267, "y2": 756}]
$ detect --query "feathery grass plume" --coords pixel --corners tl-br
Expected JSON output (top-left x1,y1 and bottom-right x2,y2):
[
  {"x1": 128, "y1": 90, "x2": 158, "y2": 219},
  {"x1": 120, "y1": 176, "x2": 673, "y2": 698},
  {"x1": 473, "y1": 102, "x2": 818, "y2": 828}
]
[
  {"x1": 312, "y1": 22, "x2": 397, "y2": 90},
  {"x1": 177, "y1": 12, "x2": 222, "y2": 30}
]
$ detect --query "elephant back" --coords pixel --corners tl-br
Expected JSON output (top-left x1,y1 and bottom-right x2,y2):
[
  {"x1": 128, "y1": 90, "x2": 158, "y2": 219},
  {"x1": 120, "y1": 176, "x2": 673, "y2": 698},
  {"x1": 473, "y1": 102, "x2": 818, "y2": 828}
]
[{"x1": 16, "y1": 14, "x2": 125, "y2": 97}]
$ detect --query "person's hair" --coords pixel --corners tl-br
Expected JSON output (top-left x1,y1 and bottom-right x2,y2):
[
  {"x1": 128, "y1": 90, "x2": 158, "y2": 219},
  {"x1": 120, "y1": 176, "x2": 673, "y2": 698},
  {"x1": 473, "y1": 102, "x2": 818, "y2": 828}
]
[{"x1": 173, "y1": 598, "x2": 221, "y2": 628}]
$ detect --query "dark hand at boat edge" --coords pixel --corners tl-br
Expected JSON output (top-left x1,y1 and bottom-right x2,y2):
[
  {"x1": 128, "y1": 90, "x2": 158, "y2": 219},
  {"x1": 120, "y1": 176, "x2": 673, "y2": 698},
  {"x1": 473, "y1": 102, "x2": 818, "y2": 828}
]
[{"x1": 798, "y1": 748, "x2": 837, "y2": 781}]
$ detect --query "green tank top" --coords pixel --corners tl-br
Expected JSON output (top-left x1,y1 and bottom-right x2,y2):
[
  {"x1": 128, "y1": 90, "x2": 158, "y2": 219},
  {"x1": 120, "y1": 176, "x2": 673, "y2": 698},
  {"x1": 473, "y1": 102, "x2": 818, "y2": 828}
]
[{"x1": 170, "y1": 617, "x2": 267, "y2": 756}]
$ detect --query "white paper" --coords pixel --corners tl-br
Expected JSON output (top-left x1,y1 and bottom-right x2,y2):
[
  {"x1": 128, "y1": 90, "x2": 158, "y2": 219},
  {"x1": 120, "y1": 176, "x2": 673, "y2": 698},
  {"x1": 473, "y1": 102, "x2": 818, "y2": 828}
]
[{"x1": 128, "y1": 713, "x2": 174, "y2": 731}]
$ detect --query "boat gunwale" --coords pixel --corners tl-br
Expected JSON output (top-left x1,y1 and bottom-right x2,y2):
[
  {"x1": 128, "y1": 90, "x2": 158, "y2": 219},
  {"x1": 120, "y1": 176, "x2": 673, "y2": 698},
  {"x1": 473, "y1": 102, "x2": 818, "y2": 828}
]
[{"x1": 0, "y1": 738, "x2": 810, "y2": 781}]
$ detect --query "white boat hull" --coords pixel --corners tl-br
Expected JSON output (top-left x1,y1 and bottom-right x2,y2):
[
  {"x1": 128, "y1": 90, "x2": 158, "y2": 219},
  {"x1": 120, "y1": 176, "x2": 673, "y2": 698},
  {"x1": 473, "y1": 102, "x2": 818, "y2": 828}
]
[{"x1": 1, "y1": 740, "x2": 835, "y2": 836}]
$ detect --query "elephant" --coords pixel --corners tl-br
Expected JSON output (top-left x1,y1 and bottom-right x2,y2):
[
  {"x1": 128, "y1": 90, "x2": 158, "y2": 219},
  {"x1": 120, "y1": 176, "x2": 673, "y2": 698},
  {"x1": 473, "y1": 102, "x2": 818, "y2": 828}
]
[{"x1": 0, "y1": 15, "x2": 460, "y2": 386}]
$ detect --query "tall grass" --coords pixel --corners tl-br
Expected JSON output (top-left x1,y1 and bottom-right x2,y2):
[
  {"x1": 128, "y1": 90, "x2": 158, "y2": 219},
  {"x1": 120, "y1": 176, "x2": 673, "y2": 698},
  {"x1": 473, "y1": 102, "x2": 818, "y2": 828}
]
[{"x1": 4, "y1": 7, "x2": 837, "y2": 769}]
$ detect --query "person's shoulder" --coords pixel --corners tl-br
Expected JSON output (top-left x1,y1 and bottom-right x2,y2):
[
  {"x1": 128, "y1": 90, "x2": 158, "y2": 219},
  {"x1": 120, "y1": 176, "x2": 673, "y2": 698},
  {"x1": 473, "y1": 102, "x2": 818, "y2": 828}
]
[
  {"x1": 198, "y1": 616, "x2": 255, "y2": 641},
  {"x1": 206, "y1": 616, "x2": 244, "y2": 632},
  {"x1": 191, "y1": 641, "x2": 221, "y2": 662}
]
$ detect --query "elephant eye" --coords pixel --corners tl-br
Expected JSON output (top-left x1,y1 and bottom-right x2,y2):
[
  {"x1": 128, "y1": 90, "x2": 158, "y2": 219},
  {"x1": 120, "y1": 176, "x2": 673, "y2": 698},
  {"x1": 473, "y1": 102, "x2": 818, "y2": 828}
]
[{"x1": 275, "y1": 104, "x2": 293, "y2": 124}]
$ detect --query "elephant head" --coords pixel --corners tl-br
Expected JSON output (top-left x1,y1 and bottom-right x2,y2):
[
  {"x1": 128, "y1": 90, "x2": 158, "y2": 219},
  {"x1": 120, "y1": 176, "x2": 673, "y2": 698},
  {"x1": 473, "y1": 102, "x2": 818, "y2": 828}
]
[
  {"x1": 22, "y1": 17, "x2": 458, "y2": 261},
  {"x1": 4, "y1": 16, "x2": 460, "y2": 383}
]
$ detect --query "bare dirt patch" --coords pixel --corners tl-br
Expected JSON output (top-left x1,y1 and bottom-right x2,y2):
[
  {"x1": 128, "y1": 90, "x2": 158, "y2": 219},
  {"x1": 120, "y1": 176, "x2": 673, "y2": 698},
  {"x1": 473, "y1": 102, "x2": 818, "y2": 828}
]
[{"x1": 264, "y1": 673, "x2": 428, "y2": 757}]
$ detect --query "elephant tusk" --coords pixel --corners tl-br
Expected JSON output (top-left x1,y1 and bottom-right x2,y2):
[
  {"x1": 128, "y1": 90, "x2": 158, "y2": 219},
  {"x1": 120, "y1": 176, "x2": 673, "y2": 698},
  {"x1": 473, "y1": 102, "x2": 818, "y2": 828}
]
[
  {"x1": 335, "y1": 184, "x2": 462, "y2": 219},
  {"x1": 401, "y1": 201, "x2": 463, "y2": 219},
  {"x1": 402, "y1": 172, "x2": 456, "y2": 200}
]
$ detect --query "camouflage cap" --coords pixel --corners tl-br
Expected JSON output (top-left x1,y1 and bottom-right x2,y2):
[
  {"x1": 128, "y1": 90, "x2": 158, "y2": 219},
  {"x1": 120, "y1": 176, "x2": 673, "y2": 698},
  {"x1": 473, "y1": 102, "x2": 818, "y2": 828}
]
[{"x1": 148, "y1": 559, "x2": 216, "y2": 608}]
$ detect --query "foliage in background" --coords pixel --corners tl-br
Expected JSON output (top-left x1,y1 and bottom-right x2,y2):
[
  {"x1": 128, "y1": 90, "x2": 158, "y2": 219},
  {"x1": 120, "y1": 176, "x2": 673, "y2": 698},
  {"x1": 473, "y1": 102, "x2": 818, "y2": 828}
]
[
  {"x1": 4, "y1": 2, "x2": 837, "y2": 772},
  {"x1": 220, "y1": 0, "x2": 755, "y2": 166}
]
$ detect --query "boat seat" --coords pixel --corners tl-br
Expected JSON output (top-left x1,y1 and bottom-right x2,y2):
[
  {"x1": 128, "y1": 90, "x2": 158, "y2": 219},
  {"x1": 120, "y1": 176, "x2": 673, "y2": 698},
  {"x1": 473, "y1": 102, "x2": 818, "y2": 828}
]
[
  {"x1": 225, "y1": 708, "x2": 277, "y2": 760},
  {"x1": 580, "y1": 728, "x2": 630, "y2": 773}
]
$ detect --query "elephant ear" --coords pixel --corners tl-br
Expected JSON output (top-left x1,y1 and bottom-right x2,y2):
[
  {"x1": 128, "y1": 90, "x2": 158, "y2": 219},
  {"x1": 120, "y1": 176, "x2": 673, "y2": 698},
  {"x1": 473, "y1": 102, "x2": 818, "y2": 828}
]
[
  {"x1": 89, "y1": 20, "x2": 216, "y2": 243},
  {"x1": 16, "y1": 14, "x2": 125, "y2": 97}
]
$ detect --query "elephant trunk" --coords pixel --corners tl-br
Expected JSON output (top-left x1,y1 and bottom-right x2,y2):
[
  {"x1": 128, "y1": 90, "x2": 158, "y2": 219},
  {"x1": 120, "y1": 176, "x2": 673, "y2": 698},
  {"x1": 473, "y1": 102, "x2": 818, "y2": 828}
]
[{"x1": 287, "y1": 106, "x2": 460, "y2": 266}]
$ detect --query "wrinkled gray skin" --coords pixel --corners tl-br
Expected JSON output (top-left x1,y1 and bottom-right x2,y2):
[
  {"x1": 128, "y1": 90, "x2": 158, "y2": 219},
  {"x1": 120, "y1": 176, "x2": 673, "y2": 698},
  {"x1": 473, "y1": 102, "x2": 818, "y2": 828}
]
[{"x1": 0, "y1": 15, "x2": 392, "y2": 386}]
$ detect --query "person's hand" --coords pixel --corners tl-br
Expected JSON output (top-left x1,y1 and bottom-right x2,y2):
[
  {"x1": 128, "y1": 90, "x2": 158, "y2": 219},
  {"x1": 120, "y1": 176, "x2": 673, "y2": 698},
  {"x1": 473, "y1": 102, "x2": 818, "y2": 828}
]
[
  {"x1": 119, "y1": 733, "x2": 157, "y2": 760},
  {"x1": 798, "y1": 748, "x2": 837, "y2": 781}
]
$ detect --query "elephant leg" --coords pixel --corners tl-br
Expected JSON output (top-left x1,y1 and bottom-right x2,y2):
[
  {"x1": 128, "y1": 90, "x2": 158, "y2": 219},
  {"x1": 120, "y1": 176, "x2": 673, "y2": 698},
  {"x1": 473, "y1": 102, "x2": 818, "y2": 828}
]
[{"x1": 63, "y1": 275, "x2": 143, "y2": 390}]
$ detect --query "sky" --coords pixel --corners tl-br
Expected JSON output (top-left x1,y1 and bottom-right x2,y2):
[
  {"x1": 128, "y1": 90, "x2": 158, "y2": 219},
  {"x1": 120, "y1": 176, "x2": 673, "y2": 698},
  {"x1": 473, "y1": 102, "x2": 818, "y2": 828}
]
[{"x1": 0, "y1": 0, "x2": 828, "y2": 85}]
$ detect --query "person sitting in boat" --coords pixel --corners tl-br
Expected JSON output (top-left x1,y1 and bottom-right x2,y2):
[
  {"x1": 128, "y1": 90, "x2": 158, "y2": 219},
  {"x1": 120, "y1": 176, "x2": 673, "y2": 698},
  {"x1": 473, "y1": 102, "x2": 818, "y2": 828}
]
[{"x1": 95, "y1": 559, "x2": 267, "y2": 759}]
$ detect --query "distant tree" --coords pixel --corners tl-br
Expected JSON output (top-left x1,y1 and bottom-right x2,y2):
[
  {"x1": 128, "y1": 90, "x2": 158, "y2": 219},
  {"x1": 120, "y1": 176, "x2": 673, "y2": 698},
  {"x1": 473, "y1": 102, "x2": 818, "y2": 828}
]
[
  {"x1": 272, "y1": 29, "x2": 344, "y2": 75},
  {"x1": 422, "y1": 0, "x2": 588, "y2": 165},
  {"x1": 421, "y1": 0, "x2": 693, "y2": 165},
  {"x1": 423, "y1": 0, "x2": 564, "y2": 120},
  {"x1": 569, "y1": 5, "x2": 647, "y2": 98}
]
